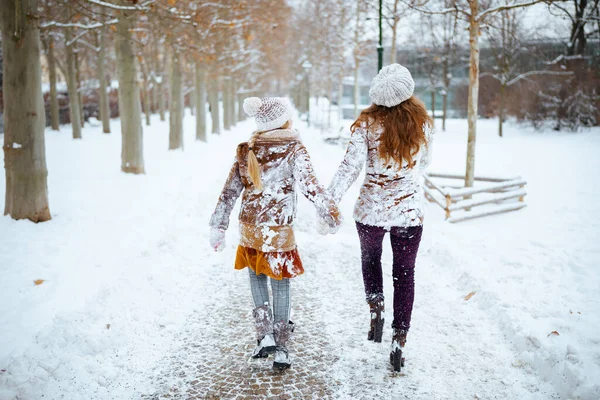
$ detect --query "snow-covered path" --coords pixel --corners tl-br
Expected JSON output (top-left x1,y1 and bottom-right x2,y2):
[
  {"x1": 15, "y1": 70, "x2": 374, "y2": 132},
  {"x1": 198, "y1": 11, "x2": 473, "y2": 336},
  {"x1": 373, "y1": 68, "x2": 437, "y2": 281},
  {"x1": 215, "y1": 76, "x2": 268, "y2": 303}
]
[
  {"x1": 139, "y1": 118, "x2": 558, "y2": 400},
  {"x1": 1, "y1": 113, "x2": 598, "y2": 399}
]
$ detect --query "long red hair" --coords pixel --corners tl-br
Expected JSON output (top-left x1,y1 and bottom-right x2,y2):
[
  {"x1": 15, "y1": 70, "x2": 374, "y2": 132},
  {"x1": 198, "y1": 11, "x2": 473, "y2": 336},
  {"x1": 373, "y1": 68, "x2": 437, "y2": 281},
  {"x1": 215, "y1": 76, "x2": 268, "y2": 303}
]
[{"x1": 351, "y1": 96, "x2": 432, "y2": 166}]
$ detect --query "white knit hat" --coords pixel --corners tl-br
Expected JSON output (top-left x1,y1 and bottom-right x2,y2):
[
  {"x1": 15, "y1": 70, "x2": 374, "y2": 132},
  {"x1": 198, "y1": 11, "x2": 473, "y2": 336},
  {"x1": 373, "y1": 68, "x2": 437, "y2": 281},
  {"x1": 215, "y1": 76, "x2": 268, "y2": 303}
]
[
  {"x1": 369, "y1": 64, "x2": 415, "y2": 107},
  {"x1": 243, "y1": 97, "x2": 292, "y2": 132}
]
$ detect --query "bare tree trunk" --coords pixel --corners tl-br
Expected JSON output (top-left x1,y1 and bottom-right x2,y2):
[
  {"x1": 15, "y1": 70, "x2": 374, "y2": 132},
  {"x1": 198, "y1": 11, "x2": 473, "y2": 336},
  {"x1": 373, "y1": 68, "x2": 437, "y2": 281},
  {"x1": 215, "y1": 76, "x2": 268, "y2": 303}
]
[
  {"x1": 75, "y1": 53, "x2": 84, "y2": 128},
  {"x1": 151, "y1": 76, "x2": 158, "y2": 114},
  {"x1": 98, "y1": 29, "x2": 110, "y2": 133},
  {"x1": 237, "y1": 91, "x2": 245, "y2": 122},
  {"x1": 499, "y1": 82, "x2": 505, "y2": 137},
  {"x1": 141, "y1": 61, "x2": 151, "y2": 127},
  {"x1": 390, "y1": 0, "x2": 399, "y2": 64},
  {"x1": 195, "y1": 62, "x2": 207, "y2": 142},
  {"x1": 169, "y1": 50, "x2": 184, "y2": 150},
  {"x1": 1, "y1": 0, "x2": 51, "y2": 222},
  {"x1": 158, "y1": 78, "x2": 166, "y2": 121},
  {"x1": 209, "y1": 75, "x2": 221, "y2": 134},
  {"x1": 154, "y1": 40, "x2": 166, "y2": 122},
  {"x1": 442, "y1": 55, "x2": 449, "y2": 132},
  {"x1": 465, "y1": 0, "x2": 480, "y2": 189},
  {"x1": 44, "y1": 34, "x2": 60, "y2": 131},
  {"x1": 337, "y1": 80, "x2": 344, "y2": 122},
  {"x1": 353, "y1": 1, "x2": 361, "y2": 119},
  {"x1": 115, "y1": 13, "x2": 144, "y2": 174},
  {"x1": 150, "y1": 36, "x2": 159, "y2": 114},
  {"x1": 231, "y1": 78, "x2": 237, "y2": 125},
  {"x1": 353, "y1": 59, "x2": 360, "y2": 119},
  {"x1": 337, "y1": 0, "x2": 347, "y2": 123},
  {"x1": 390, "y1": 24, "x2": 398, "y2": 64},
  {"x1": 442, "y1": 92, "x2": 448, "y2": 131},
  {"x1": 143, "y1": 77, "x2": 151, "y2": 126},
  {"x1": 568, "y1": 2, "x2": 588, "y2": 56},
  {"x1": 65, "y1": 26, "x2": 82, "y2": 139},
  {"x1": 189, "y1": 89, "x2": 196, "y2": 117},
  {"x1": 223, "y1": 77, "x2": 231, "y2": 130},
  {"x1": 431, "y1": 90, "x2": 436, "y2": 126}
]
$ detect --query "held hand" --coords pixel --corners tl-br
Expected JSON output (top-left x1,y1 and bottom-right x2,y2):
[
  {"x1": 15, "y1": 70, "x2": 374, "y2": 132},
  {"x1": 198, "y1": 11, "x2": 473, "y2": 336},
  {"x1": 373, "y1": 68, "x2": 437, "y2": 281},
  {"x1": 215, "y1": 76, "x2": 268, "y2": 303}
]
[
  {"x1": 318, "y1": 208, "x2": 343, "y2": 235},
  {"x1": 328, "y1": 208, "x2": 343, "y2": 232},
  {"x1": 210, "y1": 227, "x2": 226, "y2": 252},
  {"x1": 316, "y1": 217, "x2": 329, "y2": 236}
]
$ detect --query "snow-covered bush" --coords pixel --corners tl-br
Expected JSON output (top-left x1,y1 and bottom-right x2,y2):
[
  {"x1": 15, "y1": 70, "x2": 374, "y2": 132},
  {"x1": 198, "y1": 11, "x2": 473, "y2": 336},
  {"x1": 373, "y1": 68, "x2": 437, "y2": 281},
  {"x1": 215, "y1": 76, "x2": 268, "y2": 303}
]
[{"x1": 528, "y1": 86, "x2": 598, "y2": 132}]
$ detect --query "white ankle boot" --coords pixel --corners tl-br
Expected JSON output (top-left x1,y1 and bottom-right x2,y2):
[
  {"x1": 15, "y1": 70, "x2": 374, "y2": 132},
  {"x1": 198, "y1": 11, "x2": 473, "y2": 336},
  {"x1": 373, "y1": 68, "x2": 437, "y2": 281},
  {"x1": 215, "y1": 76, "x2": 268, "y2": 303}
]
[
  {"x1": 273, "y1": 346, "x2": 291, "y2": 370},
  {"x1": 252, "y1": 333, "x2": 276, "y2": 358}
]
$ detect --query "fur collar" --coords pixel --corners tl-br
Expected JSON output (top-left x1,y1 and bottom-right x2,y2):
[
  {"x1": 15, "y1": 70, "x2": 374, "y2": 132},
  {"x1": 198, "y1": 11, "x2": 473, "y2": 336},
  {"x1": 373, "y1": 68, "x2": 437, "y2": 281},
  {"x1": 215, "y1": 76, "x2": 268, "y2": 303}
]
[{"x1": 255, "y1": 128, "x2": 300, "y2": 142}]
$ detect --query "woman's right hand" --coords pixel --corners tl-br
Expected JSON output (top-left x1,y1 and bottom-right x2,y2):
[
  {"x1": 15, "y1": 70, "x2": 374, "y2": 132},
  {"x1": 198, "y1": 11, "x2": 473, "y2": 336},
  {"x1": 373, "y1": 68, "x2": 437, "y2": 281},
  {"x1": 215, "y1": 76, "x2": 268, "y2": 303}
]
[
  {"x1": 328, "y1": 208, "x2": 343, "y2": 233},
  {"x1": 317, "y1": 218, "x2": 329, "y2": 235}
]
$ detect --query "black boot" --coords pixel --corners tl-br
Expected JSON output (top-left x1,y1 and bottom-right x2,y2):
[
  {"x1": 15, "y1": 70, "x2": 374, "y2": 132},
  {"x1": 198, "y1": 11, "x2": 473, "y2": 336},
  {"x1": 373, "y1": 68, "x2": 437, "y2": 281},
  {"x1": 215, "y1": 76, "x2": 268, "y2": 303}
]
[
  {"x1": 367, "y1": 295, "x2": 385, "y2": 343},
  {"x1": 390, "y1": 329, "x2": 407, "y2": 372}
]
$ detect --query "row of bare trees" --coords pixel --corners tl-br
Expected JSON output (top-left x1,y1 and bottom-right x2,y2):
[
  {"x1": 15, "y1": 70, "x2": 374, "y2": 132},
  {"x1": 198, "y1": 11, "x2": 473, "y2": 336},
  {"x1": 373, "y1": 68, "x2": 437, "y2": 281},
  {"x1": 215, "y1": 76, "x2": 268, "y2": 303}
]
[
  {"x1": 294, "y1": 0, "x2": 597, "y2": 190},
  {"x1": 1, "y1": 0, "x2": 292, "y2": 222},
  {"x1": 2, "y1": 0, "x2": 598, "y2": 223},
  {"x1": 409, "y1": 0, "x2": 598, "y2": 187}
]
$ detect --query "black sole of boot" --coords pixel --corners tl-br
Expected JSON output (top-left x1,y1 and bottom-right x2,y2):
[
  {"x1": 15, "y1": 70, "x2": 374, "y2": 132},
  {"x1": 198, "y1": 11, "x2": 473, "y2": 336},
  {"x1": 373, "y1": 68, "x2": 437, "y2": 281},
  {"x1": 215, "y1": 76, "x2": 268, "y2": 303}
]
[
  {"x1": 273, "y1": 362, "x2": 291, "y2": 370},
  {"x1": 252, "y1": 345, "x2": 277, "y2": 359}
]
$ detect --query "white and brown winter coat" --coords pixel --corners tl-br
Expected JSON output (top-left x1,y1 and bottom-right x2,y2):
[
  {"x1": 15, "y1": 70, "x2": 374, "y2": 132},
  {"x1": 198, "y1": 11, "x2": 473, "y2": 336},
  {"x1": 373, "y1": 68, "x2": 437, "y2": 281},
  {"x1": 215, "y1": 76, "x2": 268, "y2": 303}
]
[
  {"x1": 210, "y1": 129, "x2": 340, "y2": 279},
  {"x1": 328, "y1": 122, "x2": 433, "y2": 228}
]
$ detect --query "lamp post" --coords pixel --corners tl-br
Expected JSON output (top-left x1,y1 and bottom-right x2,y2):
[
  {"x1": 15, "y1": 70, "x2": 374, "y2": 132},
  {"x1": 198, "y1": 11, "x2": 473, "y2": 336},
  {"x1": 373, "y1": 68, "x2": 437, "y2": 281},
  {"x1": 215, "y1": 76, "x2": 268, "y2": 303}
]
[
  {"x1": 302, "y1": 60, "x2": 312, "y2": 127},
  {"x1": 367, "y1": 1, "x2": 386, "y2": 71}
]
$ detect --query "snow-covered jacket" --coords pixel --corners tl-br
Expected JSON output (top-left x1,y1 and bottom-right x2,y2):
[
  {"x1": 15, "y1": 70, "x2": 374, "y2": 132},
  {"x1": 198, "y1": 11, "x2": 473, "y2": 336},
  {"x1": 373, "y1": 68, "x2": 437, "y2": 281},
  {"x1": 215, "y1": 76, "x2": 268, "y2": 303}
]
[
  {"x1": 328, "y1": 123, "x2": 433, "y2": 228},
  {"x1": 210, "y1": 129, "x2": 340, "y2": 249}
]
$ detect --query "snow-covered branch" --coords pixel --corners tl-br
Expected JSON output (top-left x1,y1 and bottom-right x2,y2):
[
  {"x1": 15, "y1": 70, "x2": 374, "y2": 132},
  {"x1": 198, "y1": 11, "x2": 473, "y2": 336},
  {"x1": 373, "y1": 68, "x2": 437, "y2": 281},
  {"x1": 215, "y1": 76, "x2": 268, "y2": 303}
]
[
  {"x1": 78, "y1": 39, "x2": 101, "y2": 52},
  {"x1": 85, "y1": 0, "x2": 153, "y2": 11},
  {"x1": 41, "y1": 19, "x2": 118, "y2": 30},
  {"x1": 164, "y1": 7, "x2": 192, "y2": 20},
  {"x1": 66, "y1": 30, "x2": 90, "y2": 47},
  {"x1": 544, "y1": 54, "x2": 584, "y2": 64},
  {"x1": 477, "y1": 0, "x2": 550, "y2": 21},
  {"x1": 211, "y1": 16, "x2": 251, "y2": 28},
  {"x1": 400, "y1": 0, "x2": 469, "y2": 17},
  {"x1": 548, "y1": 2, "x2": 574, "y2": 22},
  {"x1": 505, "y1": 70, "x2": 574, "y2": 86},
  {"x1": 197, "y1": 2, "x2": 229, "y2": 9}
]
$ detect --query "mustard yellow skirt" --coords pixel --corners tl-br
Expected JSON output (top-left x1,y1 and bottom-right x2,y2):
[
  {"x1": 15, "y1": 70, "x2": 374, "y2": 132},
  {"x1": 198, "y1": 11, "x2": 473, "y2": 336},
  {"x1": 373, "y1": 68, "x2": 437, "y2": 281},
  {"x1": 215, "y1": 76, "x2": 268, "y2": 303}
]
[{"x1": 234, "y1": 246, "x2": 304, "y2": 280}]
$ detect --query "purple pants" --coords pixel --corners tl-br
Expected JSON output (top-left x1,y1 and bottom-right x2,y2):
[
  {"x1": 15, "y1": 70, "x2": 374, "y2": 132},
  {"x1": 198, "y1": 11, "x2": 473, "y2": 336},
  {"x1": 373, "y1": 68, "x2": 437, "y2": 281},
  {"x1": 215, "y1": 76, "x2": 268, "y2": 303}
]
[{"x1": 355, "y1": 221, "x2": 423, "y2": 332}]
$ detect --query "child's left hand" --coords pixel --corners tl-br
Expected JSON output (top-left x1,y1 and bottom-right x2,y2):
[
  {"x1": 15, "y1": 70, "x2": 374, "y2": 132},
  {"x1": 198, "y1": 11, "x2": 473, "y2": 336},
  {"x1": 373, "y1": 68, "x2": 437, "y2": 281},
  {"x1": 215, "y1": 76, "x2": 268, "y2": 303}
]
[{"x1": 210, "y1": 227, "x2": 226, "y2": 252}]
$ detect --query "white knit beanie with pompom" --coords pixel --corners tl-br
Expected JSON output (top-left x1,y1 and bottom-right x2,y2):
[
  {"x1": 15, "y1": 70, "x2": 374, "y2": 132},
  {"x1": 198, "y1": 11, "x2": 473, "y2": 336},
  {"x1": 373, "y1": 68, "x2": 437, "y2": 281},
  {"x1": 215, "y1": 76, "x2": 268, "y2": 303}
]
[
  {"x1": 369, "y1": 64, "x2": 415, "y2": 107},
  {"x1": 243, "y1": 97, "x2": 292, "y2": 132}
]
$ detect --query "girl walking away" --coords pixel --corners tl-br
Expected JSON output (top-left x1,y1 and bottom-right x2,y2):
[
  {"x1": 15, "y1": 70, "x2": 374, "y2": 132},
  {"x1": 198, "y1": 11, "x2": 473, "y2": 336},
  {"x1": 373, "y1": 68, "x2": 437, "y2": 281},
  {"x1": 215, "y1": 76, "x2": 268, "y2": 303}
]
[
  {"x1": 209, "y1": 97, "x2": 342, "y2": 371},
  {"x1": 325, "y1": 64, "x2": 433, "y2": 372}
]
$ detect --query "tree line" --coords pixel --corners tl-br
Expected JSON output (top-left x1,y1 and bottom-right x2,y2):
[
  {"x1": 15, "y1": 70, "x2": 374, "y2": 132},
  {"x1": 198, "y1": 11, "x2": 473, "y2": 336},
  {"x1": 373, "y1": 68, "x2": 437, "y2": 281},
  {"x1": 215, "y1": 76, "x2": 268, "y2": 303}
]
[
  {"x1": 1, "y1": 0, "x2": 598, "y2": 223},
  {"x1": 1, "y1": 0, "x2": 292, "y2": 222}
]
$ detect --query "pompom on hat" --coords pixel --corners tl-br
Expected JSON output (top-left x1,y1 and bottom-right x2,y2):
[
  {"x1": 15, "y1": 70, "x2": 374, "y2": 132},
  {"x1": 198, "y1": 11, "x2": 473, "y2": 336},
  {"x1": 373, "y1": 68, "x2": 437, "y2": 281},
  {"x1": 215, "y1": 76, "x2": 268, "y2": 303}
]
[
  {"x1": 369, "y1": 64, "x2": 415, "y2": 107},
  {"x1": 243, "y1": 97, "x2": 292, "y2": 132}
]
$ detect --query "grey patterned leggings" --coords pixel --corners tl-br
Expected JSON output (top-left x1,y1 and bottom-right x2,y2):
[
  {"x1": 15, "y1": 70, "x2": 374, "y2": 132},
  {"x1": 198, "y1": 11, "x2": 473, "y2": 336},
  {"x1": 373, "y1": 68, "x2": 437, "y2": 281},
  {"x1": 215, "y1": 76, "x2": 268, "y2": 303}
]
[{"x1": 248, "y1": 268, "x2": 291, "y2": 324}]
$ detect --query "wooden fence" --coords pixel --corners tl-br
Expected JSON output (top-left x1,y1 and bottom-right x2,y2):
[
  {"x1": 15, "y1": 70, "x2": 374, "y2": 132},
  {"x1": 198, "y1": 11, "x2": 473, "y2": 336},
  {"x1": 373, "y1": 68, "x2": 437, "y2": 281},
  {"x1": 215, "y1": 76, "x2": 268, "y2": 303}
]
[{"x1": 423, "y1": 173, "x2": 527, "y2": 223}]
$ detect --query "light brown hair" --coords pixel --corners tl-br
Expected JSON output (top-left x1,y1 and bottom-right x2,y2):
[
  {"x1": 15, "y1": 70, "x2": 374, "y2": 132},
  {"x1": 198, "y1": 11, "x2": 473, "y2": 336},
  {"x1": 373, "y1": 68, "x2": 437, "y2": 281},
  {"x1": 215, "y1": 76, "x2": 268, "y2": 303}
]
[
  {"x1": 247, "y1": 120, "x2": 292, "y2": 191},
  {"x1": 351, "y1": 96, "x2": 432, "y2": 166}
]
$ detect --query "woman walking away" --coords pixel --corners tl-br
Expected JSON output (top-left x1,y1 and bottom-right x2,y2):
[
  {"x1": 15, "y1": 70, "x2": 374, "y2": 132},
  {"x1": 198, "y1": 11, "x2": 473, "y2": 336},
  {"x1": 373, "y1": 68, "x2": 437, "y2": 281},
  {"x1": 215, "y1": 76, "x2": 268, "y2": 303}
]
[
  {"x1": 325, "y1": 64, "x2": 433, "y2": 372},
  {"x1": 209, "y1": 97, "x2": 342, "y2": 371}
]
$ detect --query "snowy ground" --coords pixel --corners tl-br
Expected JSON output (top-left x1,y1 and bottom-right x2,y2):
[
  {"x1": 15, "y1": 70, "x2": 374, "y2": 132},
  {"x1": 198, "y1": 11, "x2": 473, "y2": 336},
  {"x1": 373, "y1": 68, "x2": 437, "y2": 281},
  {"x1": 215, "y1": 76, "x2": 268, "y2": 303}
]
[{"x1": 0, "y1": 109, "x2": 598, "y2": 399}]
